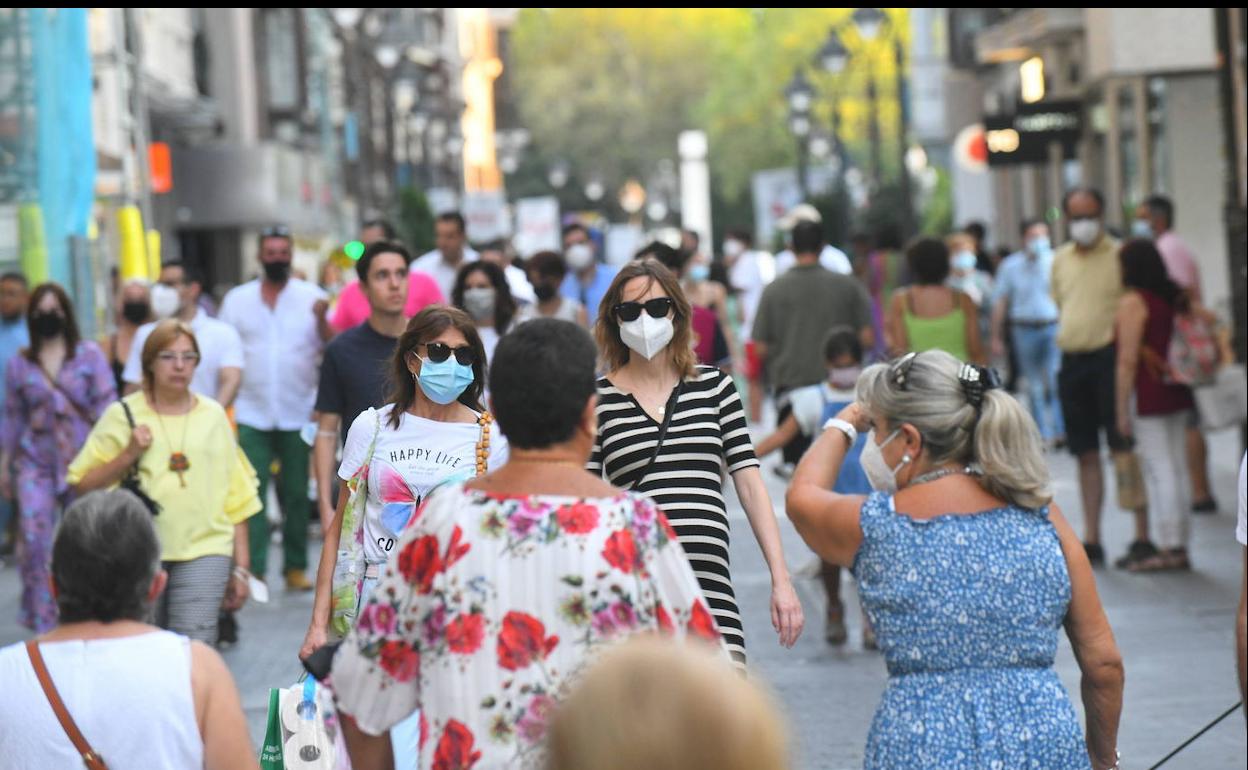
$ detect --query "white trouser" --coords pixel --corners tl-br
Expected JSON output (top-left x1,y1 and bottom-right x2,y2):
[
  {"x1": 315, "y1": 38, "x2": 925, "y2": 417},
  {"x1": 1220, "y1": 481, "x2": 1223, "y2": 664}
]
[{"x1": 1135, "y1": 409, "x2": 1194, "y2": 550}]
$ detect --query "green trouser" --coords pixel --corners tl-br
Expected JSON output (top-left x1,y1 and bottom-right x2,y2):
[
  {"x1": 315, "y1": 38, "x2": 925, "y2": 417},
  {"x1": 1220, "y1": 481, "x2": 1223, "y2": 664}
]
[{"x1": 238, "y1": 426, "x2": 309, "y2": 580}]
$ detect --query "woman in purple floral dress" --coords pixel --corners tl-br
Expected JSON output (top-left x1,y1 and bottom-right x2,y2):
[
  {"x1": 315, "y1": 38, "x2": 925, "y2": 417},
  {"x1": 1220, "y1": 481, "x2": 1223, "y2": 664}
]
[{"x1": 1, "y1": 284, "x2": 115, "y2": 632}]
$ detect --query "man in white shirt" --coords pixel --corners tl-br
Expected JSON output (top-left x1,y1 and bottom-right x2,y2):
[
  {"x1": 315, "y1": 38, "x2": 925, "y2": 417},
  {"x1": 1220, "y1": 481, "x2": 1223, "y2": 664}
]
[
  {"x1": 220, "y1": 226, "x2": 331, "y2": 592},
  {"x1": 122, "y1": 262, "x2": 243, "y2": 407},
  {"x1": 410, "y1": 212, "x2": 479, "y2": 299},
  {"x1": 772, "y1": 204, "x2": 852, "y2": 276},
  {"x1": 480, "y1": 239, "x2": 536, "y2": 305}
]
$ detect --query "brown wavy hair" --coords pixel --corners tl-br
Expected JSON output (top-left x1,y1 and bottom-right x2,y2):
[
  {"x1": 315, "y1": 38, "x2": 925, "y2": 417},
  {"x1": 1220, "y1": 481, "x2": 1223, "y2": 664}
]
[
  {"x1": 387, "y1": 304, "x2": 486, "y2": 429},
  {"x1": 594, "y1": 259, "x2": 696, "y2": 378}
]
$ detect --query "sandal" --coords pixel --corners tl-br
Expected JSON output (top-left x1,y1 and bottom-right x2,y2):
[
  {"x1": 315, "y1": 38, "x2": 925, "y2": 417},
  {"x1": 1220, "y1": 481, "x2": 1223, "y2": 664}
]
[{"x1": 1128, "y1": 548, "x2": 1191, "y2": 573}]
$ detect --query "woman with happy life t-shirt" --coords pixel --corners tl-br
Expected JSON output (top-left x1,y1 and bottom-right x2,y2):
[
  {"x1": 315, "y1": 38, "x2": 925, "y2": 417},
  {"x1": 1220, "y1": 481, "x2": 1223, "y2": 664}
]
[{"x1": 302, "y1": 305, "x2": 510, "y2": 661}]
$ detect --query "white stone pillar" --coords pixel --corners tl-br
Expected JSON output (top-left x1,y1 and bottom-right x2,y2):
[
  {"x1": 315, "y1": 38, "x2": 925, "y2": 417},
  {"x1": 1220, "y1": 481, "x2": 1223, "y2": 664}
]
[{"x1": 679, "y1": 130, "x2": 712, "y2": 253}]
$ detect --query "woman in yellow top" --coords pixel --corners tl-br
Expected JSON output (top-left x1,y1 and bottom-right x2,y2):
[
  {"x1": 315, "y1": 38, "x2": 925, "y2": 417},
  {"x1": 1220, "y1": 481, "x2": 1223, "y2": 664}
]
[
  {"x1": 885, "y1": 237, "x2": 983, "y2": 364},
  {"x1": 68, "y1": 319, "x2": 261, "y2": 644}
]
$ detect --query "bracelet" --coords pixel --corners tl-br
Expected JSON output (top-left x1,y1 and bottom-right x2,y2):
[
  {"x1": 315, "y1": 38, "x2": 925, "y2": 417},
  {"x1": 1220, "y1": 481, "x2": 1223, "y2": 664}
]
[
  {"x1": 822, "y1": 417, "x2": 858, "y2": 446},
  {"x1": 232, "y1": 566, "x2": 252, "y2": 582}
]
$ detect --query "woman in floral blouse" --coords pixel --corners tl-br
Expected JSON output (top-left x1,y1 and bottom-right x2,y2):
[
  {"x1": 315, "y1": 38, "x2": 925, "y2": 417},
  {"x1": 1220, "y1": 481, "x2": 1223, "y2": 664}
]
[{"x1": 332, "y1": 319, "x2": 721, "y2": 769}]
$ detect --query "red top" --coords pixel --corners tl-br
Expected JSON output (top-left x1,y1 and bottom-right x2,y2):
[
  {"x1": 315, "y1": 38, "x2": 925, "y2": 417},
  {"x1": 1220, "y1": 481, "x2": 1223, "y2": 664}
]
[{"x1": 1135, "y1": 289, "x2": 1194, "y2": 416}]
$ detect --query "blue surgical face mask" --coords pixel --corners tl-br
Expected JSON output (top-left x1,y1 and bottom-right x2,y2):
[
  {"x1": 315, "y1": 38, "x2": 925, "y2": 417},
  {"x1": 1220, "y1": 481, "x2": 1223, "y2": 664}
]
[
  {"x1": 1130, "y1": 219, "x2": 1154, "y2": 239},
  {"x1": 688, "y1": 264, "x2": 711, "y2": 282},
  {"x1": 1026, "y1": 236, "x2": 1051, "y2": 258},
  {"x1": 951, "y1": 251, "x2": 978, "y2": 272},
  {"x1": 417, "y1": 357, "x2": 475, "y2": 405}
]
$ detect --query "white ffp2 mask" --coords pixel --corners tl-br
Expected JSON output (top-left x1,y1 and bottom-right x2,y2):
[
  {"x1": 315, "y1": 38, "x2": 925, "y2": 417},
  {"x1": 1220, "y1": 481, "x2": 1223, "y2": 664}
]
[{"x1": 619, "y1": 314, "x2": 674, "y2": 360}]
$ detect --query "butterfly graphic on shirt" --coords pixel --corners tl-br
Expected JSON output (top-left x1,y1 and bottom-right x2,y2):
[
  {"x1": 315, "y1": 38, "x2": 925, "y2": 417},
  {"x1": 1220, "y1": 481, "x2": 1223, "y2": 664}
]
[{"x1": 377, "y1": 464, "x2": 475, "y2": 537}]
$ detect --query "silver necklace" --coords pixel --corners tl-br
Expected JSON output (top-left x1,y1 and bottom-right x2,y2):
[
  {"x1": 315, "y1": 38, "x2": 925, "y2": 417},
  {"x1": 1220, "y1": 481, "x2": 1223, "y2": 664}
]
[{"x1": 905, "y1": 465, "x2": 981, "y2": 488}]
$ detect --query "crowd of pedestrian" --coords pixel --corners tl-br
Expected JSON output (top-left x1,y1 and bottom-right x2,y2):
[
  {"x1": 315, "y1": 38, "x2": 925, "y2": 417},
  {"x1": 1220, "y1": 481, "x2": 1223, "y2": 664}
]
[{"x1": 0, "y1": 186, "x2": 1243, "y2": 770}]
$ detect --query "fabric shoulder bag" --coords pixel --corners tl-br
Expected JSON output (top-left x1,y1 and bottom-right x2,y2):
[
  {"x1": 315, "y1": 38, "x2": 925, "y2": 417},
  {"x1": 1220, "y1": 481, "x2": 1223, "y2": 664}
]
[{"x1": 329, "y1": 408, "x2": 383, "y2": 638}]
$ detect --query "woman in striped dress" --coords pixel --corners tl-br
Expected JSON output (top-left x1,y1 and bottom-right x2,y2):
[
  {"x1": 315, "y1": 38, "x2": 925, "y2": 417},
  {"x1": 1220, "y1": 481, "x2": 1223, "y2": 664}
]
[{"x1": 589, "y1": 257, "x2": 804, "y2": 665}]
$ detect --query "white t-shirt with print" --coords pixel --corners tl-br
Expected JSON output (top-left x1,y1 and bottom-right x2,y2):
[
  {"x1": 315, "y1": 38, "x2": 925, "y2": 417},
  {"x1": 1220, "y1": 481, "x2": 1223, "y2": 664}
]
[
  {"x1": 338, "y1": 405, "x2": 509, "y2": 562},
  {"x1": 788, "y1": 382, "x2": 855, "y2": 437}
]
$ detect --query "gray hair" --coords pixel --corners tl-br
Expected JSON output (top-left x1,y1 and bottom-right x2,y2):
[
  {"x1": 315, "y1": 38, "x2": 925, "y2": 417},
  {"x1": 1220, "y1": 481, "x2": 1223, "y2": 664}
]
[
  {"x1": 52, "y1": 490, "x2": 162, "y2": 623},
  {"x1": 857, "y1": 351, "x2": 1052, "y2": 510}
]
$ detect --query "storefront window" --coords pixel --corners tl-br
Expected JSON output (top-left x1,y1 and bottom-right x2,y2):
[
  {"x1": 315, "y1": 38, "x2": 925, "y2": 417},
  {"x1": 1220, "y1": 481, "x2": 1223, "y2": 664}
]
[{"x1": 1147, "y1": 77, "x2": 1169, "y2": 194}]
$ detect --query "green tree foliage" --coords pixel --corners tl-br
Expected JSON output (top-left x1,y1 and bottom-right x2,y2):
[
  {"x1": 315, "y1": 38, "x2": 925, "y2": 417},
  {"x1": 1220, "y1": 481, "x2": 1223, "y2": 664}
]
[{"x1": 510, "y1": 8, "x2": 912, "y2": 232}]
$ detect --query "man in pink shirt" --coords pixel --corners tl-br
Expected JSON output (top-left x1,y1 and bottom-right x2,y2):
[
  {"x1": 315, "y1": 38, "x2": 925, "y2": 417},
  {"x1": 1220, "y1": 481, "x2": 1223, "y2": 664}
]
[
  {"x1": 329, "y1": 219, "x2": 445, "y2": 333},
  {"x1": 1134, "y1": 195, "x2": 1216, "y2": 514}
]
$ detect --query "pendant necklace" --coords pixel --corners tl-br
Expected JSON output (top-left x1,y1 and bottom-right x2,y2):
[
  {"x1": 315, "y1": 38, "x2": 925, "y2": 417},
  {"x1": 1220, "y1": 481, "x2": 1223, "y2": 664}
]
[{"x1": 154, "y1": 393, "x2": 192, "y2": 487}]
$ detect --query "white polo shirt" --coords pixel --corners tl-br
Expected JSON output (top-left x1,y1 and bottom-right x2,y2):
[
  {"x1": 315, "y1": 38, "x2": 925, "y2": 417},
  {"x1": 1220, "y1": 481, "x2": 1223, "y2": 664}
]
[
  {"x1": 411, "y1": 246, "x2": 479, "y2": 300},
  {"x1": 219, "y1": 278, "x2": 327, "y2": 431},
  {"x1": 122, "y1": 311, "x2": 244, "y2": 399}
]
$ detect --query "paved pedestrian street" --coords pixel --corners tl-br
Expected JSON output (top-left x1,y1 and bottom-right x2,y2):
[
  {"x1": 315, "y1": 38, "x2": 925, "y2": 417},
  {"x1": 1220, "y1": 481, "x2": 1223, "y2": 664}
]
[{"x1": 2, "y1": 430, "x2": 1243, "y2": 768}]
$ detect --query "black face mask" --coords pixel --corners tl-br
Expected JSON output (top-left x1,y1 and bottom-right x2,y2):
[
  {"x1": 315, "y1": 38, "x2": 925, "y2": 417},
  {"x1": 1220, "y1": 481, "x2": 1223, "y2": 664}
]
[
  {"x1": 263, "y1": 261, "x2": 292, "y2": 283},
  {"x1": 30, "y1": 312, "x2": 65, "y2": 338},
  {"x1": 122, "y1": 301, "x2": 150, "y2": 325},
  {"x1": 534, "y1": 283, "x2": 558, "y2": 302}
]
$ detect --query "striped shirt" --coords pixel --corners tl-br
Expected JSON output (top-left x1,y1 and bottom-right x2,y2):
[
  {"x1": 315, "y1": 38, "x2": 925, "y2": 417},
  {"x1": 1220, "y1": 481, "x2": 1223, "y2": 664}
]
[{"x1": 590, "y1": 366, "x2": 759, "y2": 665}]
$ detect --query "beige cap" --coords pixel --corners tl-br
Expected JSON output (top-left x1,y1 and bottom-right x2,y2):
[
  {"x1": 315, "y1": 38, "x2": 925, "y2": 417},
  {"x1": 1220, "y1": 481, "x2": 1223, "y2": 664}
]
[{"x1": 776, "y1": 203, "x2": 822, "y2": 230}]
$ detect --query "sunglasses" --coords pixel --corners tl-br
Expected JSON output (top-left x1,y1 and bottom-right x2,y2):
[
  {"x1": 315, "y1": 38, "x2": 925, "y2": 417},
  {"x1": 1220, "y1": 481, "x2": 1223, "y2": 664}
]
[
  {"x1": 613, "y1": 297, "x2": 674, "y2": 323},
  {"x1": 415, "y1": 342, "x2": 477, "y2": 366},
  {"x1": 261, "y1": 225, "x2": 291, "y2": 238}
]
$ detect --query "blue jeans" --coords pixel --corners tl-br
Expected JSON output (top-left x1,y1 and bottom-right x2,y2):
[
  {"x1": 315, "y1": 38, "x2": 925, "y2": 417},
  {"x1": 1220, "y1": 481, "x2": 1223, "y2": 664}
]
[{"x1": 1012, "y1": 323, "x2": 1065, "y2": 441}]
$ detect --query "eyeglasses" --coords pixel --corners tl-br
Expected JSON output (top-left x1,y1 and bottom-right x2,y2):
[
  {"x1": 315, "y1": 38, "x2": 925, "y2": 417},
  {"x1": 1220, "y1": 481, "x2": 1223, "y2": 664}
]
[
  {"x1": 613, "y1": 297, "x2": 674, "y2": 323},
  {"x1": 156, "y1": 352, "x2": 200, "y2": 365},
  {"x1": 261, "y1": 225, "x2": 291, "y2": 238},
  {"x1": 416, "y1": 342, "x2": 477, "y2": 366}
]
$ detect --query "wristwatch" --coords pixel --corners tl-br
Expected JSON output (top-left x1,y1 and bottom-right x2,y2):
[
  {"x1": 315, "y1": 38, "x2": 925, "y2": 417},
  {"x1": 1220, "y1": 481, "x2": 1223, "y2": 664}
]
[{"x1": 822, "y1": 417, "x2": 858, "y2": 446}]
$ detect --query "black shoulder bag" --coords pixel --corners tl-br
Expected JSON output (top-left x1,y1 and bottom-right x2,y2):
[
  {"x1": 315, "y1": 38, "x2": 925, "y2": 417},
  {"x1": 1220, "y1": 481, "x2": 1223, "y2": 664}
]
[
  {"x1": 629, "y1": 380, "x2": 684, "y2": 491},
  {"x1": 118, "y1": 400, "x2": 161, "y2": 516}
]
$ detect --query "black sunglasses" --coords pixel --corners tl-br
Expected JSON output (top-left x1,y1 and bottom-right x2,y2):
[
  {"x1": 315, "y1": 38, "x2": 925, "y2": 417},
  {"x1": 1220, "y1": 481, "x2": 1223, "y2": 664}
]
[
  {"x1": 415, "y1": 342, "x2": 477, "y2": 366},
  {"x1": 613, "y1": 297, "x2": 674, "y2": 323}
]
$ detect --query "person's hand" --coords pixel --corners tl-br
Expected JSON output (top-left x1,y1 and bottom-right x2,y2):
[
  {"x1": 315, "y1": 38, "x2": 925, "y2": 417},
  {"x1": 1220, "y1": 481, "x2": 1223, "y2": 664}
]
[
  {"x1": 769, "y1": 577, "x2": 804, "y2": 648},
  {"x1": 313, "y1": 299, "x2": 330, "y2": 321},
  {"x1": 836, "y1": 402, "x2": 871, "y2": 433},
  {"x1": 223, "y1": 570, "x2": 250, "y2": 611},
  {"x1": 126, "y1": 425, "x2": 153, "y2": 462},
  {"x1": 300, "y1": 622, "x2": 328, "y2": 661}
]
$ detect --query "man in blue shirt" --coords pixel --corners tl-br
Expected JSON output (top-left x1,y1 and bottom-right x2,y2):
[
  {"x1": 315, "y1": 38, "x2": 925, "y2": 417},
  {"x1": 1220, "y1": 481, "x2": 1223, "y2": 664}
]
[
  {"x1": 559, "y1": 223, "x2": 617, "y2": 325},
  {"x1": 0, "y1": 272, "x2": 29, "y2": 554},
  {"x1": 990, "y1": 219, "x2": 1064, "y2": 445}
]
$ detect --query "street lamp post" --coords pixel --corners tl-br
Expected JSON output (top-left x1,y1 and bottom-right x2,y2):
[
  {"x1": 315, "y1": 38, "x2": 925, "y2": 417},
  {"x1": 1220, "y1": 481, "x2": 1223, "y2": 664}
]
[
  {"x1": 851, "y1": 7, "x2": 913, "y2": 238},
  {"x1": 785, "y1": 69, "x2": 815, "y2": 200}
]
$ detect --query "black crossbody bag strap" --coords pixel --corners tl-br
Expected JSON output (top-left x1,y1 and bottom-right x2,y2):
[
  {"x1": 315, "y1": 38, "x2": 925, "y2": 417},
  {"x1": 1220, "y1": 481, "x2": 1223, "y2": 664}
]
[{"x1": 629, "y1": 380, "x2": 683, "y2": 491}]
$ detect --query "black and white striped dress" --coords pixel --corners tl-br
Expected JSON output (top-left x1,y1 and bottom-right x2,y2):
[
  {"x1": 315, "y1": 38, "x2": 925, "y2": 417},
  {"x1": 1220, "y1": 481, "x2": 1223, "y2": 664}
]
[{"x1": 589, "y1": 366, "x2": 759, "y2": 666}]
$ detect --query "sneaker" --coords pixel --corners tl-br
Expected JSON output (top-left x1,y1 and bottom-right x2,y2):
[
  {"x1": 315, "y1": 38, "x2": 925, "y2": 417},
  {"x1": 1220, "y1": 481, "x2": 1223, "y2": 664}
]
[
  {"x1": 217, "y1": 611, "x2": 238, "y2": 648},
  {"x1": 1083, "y1": 542, "x2": 1105, "y2": 568},
  {"x1": 1192, "y1": 498, "x2": 1218, "y2": 514},
  {"x1": 1114, "y1": 540, "x2": 1159, "y2": 570},
  {"x1": 285, "y1": 568, "x2": 314, "y2": 592}
]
